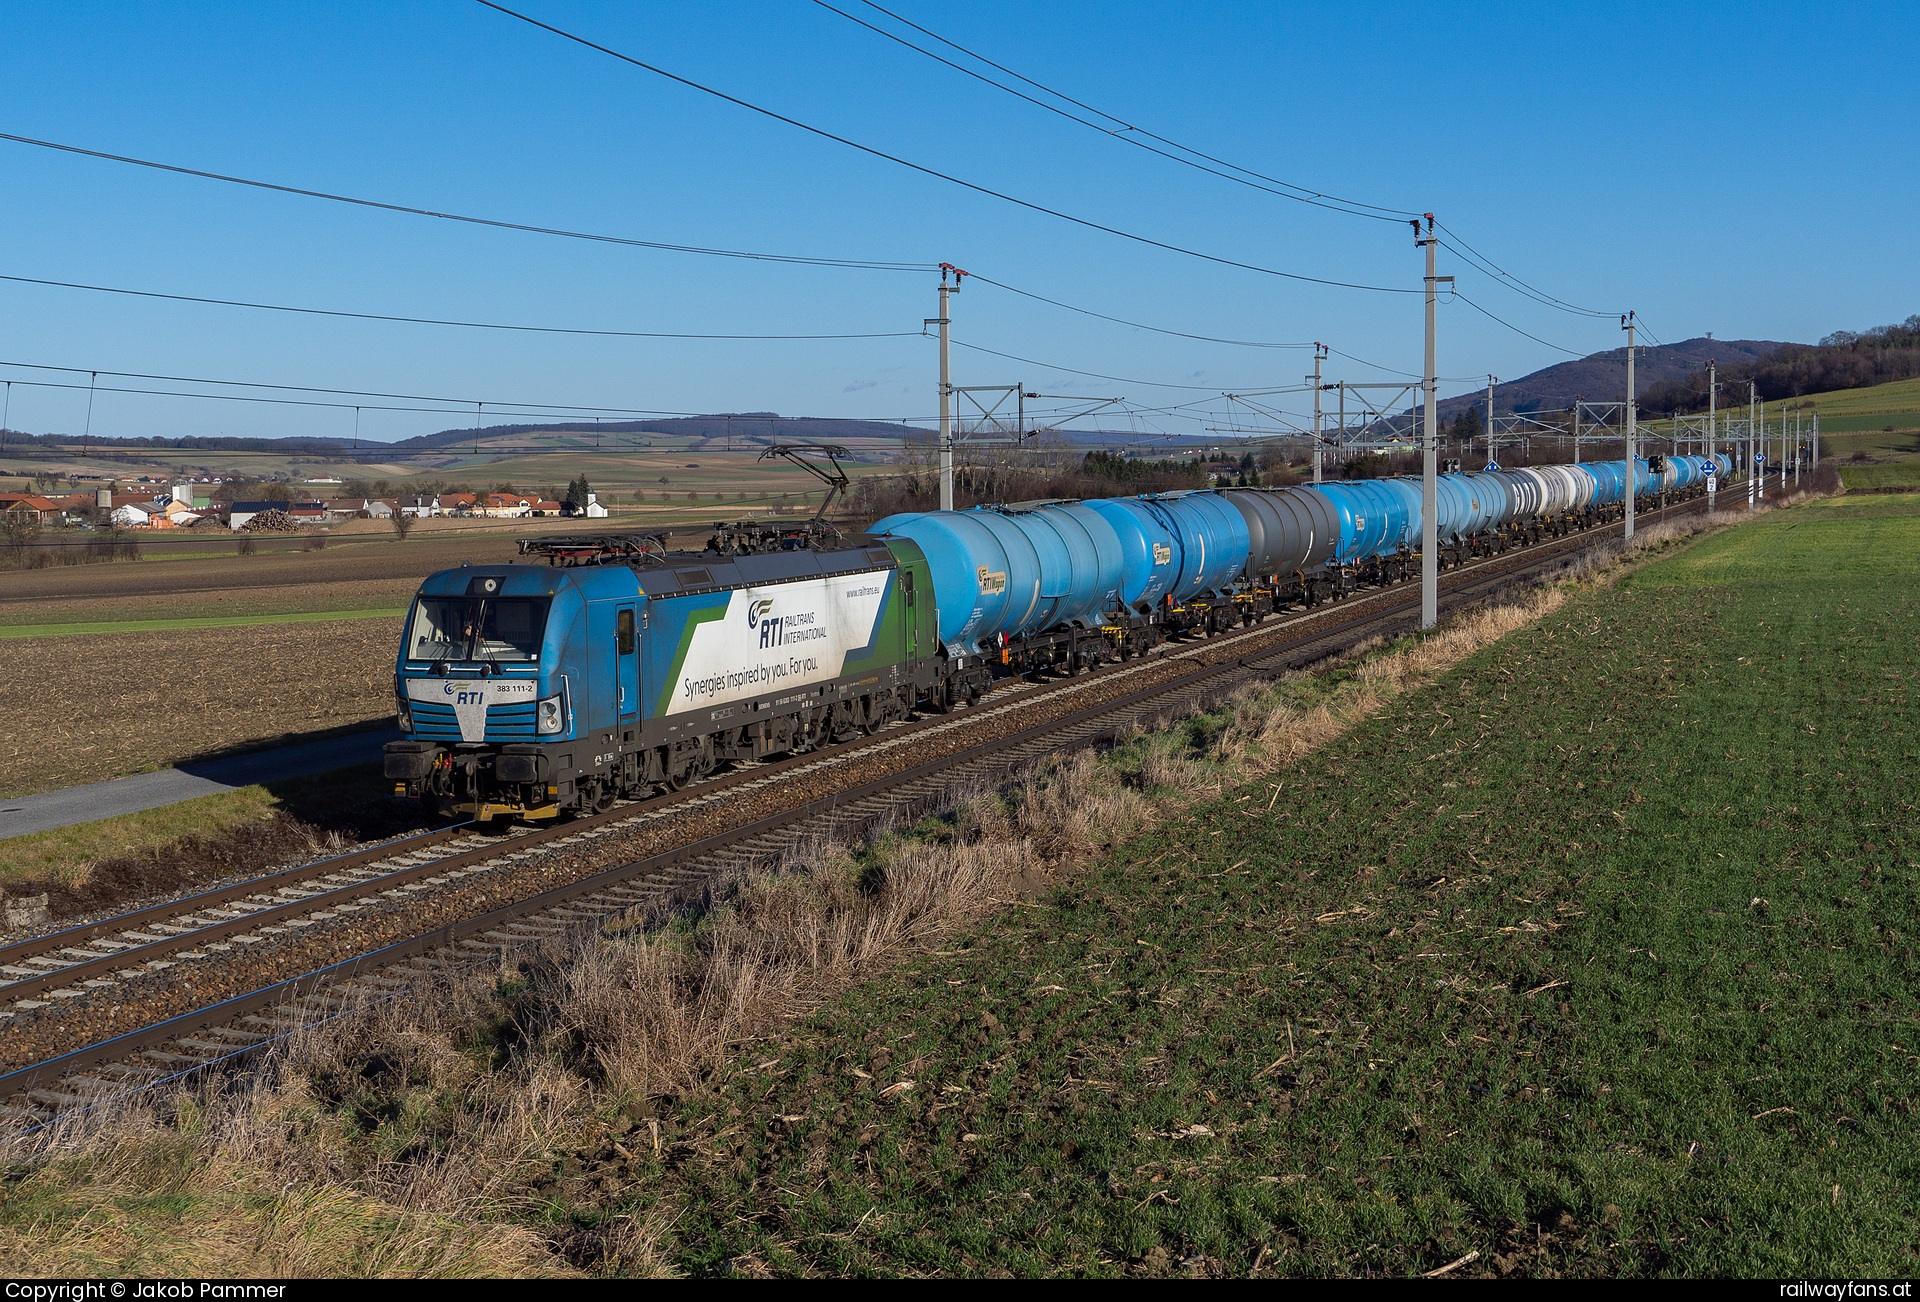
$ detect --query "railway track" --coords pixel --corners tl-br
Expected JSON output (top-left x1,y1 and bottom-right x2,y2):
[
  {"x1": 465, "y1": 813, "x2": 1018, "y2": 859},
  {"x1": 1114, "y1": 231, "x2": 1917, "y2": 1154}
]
[{"x1": 0, "y1": 495, "x2": 1714, "y2": 1126}]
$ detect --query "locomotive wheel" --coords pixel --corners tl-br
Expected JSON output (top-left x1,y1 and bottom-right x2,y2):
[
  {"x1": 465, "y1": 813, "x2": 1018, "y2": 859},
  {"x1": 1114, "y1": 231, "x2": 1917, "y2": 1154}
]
[{"x1": 591, "y1": 779, "x2": 617, "y2": 813}]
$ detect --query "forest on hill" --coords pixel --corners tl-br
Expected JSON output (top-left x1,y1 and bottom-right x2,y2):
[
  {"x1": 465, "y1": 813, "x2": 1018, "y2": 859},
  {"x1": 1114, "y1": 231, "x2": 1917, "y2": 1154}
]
[{"x1": 1638, "y1": 315, "x2": 1920, "y2": 414}]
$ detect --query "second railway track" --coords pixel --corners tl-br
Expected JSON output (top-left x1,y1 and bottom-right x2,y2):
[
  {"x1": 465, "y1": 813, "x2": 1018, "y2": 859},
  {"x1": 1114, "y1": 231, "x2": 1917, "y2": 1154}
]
[{"x1": 0, "y1": 497, "x2": 1711, "y2": 1124}]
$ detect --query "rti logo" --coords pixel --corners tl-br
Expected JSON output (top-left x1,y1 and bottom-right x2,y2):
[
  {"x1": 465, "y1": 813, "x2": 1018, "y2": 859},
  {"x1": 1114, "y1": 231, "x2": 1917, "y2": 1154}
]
[{"x1": 745, "y1": 597, "x2": 775, "y2": 628}]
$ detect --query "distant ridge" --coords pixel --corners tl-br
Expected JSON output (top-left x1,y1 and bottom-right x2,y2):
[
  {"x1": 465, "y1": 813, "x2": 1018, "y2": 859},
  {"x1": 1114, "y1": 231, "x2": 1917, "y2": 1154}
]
[
  {"x1": 1437, "y1": 337, "x2": 1792, "y2": 420},
  {"x1": 389, "y1": 413, "x2": 928, "y2": 449},
  {"x1": 391, "y1": 416, "x2": 1215, "y2": 450}
]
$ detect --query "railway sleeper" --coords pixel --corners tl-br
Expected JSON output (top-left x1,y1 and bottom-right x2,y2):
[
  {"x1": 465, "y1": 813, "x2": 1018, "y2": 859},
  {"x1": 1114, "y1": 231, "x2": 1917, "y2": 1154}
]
[
  {"x1": 175, "y1": 1038, "x2": 251, "y2": 1058},
  {"x1": 27, "y1": 1090, "x2": 96, "y2": 1109},
  {"x1": 202, "y1": 1026, "x2": 270, "y2": 1043},
  {"x1": 93, "y1": 1061, "x2": 171, "y2": 1081}
]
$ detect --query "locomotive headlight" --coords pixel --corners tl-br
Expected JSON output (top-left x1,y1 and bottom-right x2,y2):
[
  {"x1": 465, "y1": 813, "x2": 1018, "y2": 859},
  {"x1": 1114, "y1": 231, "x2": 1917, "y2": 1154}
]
[
  {"x1": 536, "y1": 693, "x2": 566, "y2": 735},
  {"x1": 396, "y1": 692, "x2": 413, "y2": 732}
]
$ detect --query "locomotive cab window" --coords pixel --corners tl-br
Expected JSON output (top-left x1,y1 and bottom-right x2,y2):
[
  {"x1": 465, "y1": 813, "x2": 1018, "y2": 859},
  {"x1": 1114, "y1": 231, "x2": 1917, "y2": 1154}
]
[
  {"x1": 406, "y1": 596, "x2": 550, "y2": 662},
  {"x1": 616, "y1": 608, "x2": 636, "y2": 655}
]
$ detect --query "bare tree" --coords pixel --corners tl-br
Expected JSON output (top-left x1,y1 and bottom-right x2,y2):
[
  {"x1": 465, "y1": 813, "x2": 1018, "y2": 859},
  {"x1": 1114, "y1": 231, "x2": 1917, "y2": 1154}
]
[{"x1": 0, "y1": 505, "x2": 40, "y2": 568}]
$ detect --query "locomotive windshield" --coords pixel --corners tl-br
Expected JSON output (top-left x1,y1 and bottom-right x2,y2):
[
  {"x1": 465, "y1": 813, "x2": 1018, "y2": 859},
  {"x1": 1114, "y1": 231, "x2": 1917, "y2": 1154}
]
[{"x1": 406, "y1": 596, "x2": 550, "y2": 663}]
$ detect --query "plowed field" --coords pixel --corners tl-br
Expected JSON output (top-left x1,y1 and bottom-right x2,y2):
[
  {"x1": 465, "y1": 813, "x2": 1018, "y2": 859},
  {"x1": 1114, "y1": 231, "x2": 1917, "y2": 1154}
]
[{"x1": 1, "y1": 616, "x2": 401, "y2": 798}]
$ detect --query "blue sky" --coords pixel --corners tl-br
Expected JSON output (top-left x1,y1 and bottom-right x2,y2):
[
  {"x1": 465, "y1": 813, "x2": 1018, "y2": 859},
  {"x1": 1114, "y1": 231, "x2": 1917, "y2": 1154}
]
[{"x1": 0, "y1": 0, "x2": 1911, "y2": 442}]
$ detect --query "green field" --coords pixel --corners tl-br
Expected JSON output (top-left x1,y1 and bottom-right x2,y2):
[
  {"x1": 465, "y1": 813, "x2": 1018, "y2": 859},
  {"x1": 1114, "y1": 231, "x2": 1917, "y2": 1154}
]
[
  {"x1": 1793, "y1": 375, "x2": 1920, "y2": 423},
  {"x1": 604, "y1": 495, "x2": 1920, "y2": 1276},
  {"x1": 1837, "y1": 461, "x2": 1920, "y2": 492},
  {"x1": 1772, "y1": 375, "x2": 1920, "y2": 462},
  {"x1": 1638, "y1": 374, "x2": 1920, "y2": 461}
]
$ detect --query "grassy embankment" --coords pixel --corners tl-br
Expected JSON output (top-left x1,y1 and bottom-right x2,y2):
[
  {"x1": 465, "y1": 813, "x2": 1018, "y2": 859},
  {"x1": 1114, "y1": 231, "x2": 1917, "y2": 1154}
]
[
  {"x1": 618, "y1": 494, "x2": 1918, "y2": 1276},
  {"x1": 0, "y1": 763, "x2": 392, "y2": 896}
]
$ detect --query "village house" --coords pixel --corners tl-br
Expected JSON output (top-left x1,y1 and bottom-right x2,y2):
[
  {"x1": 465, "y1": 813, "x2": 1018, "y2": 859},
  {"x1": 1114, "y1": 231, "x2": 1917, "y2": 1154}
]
[
  {"x1": 148, "y1": 499, "x2": 201, "y2": 528},
  {"x1": 323, "y1": 498, "x2": 395, "y2": 519},
  {"x1": 564, "y1": 491, "x2": 609, "y2": 519},
  {"x1": 0, "y1": 493, "x2": 67, "y2": 525},
  {"x1": 478, "y1": 493, "x2": 532, "y2": 518}
]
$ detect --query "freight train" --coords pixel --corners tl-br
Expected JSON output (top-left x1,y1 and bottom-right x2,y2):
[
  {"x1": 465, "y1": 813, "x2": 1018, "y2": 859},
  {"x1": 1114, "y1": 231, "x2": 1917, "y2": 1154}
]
[{"x1": 383, "y1": 453, "x2": 1730, "y2": 821}]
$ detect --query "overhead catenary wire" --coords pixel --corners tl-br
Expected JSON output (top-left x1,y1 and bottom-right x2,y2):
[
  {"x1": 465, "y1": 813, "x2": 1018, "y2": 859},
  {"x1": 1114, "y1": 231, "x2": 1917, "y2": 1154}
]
[
  {"x1": 834, "y1": 0, "x2": 1419, "y2": 224},
  {"x1": 1, "y1": 266, "x2": 1320, "y2": 355},
  {"x1": 1448, "y1": 292, "x2": 1586, "y2": 358},
  {"x1": 0, "y1": 272, "x2": 923, "y2": 341},
  {"x1": 967, "y1": 275, "x2": 1311, "y2": 349},
  {"x1": 0, "y1": 375, "x2": 960, "y2": 437},
  {"x1": 1433, "y1": 224, "x2": 1616, "y2": 320},
  {"x1": 0, "y1": 359, "x2": 954, "y2": 426},
  {"x1": 0, "y1": 358, "x2": 715, "y2": 418},
  {"x1": 0, "y1": 45, "x2": 1640, "y2": 428},
  {"x1": 0, "y1": 133, "x2": 1404, "y2": 357},
  {"x1": 0, "y1": 373, "x2": 710, "y2": 421},
  {"x1": 949, "y1": 339, "x2": 1270, "y2": 392},
  {"x1": 831, "y1": 0, "x2": 1630, "y2": 324},
  {"x1": 471, "y1": 1, "x2": 1420, "y2": 295},
  {"x1": 0, "y1": 131, "x2": 937, "y2": 273},
  {"x1": 813, "y1": 0, "x2": 1406, "y2": 224}
]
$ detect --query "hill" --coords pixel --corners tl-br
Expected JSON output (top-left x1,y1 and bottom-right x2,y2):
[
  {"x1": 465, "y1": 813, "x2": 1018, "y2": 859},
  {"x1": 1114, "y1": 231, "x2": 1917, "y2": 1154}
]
[
  {"x1": 390, "y1": 417, "x2": 1211, "y2": 452},
  {"x1": 1437, "y1": 337, "x2": 1790, "y2": 421},
  {"x1": 387, "y1": 413, "x2": 929, "y2": 451}
]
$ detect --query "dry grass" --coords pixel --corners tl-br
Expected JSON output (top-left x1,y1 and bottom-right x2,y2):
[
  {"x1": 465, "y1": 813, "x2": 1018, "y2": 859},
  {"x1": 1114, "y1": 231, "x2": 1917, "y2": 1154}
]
[
  {"x1": 0, "y1": 785, "x2": 284, "y2": 893},
  {"x1": 0, "y1": 1126, "x2": 563, "y2": 1277},
  {"x1": 0, "y1": 505, "x2": 1756, "y2": 1276}
]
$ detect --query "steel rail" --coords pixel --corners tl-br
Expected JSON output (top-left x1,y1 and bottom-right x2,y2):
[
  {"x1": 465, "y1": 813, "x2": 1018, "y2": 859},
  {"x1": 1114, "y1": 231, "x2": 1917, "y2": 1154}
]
[
  {"x1": 0, "y1": 494, "x2": 1714, "y2": 1117},
  {"x1": 0, "y1": 503, "x2": 1611, "y2": 992}
]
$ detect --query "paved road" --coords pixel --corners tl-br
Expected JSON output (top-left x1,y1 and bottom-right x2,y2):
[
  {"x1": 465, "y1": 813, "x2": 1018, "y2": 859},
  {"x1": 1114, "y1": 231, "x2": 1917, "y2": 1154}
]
[{"x1": 0, "y1": 728, "x2": 400, "y2": 841}]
